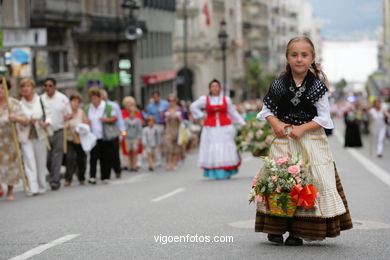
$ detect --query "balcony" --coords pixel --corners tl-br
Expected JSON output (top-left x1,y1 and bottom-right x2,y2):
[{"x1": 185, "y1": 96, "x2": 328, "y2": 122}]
[{"x1": 30, "y1": 0, "x2": 82, "y2": 25}]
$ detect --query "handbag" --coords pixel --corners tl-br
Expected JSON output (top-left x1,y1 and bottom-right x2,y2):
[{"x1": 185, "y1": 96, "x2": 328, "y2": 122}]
[
  {"x1": 71, "y1": 130, "x2": 81, "y2": 144},
  {"x1": 39, "y1": 96, "x2": 54, "y2": 136},
  {"x1": 102, "y1": 103, "x2": 119, "y2": 141},
  {"x1": 103, "y1": 122, "x2": 119, "y2": 140}
]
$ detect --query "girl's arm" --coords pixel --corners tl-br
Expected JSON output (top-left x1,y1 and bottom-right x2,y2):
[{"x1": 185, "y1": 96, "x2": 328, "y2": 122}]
[
  {"x1": 257, "y1": 103, "x2": 290, "y2": 138},
  {"x1": 289, "y1": 121, "x2": 321, "y2": 140},
  {"x1": 289, "y1": 93, "x2": 332, "y2": 140},
  {"x1": 266, "y1": 115, "x2": 291, "y2": 138}
]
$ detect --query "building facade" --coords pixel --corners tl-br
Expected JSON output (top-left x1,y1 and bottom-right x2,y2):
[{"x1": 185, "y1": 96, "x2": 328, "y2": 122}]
[
  {"x1": 242, "y1": 0, "x2": 321, "y2": 76},
  {"x1": 174, "y1": 0, "x2": 245, "y2": 101},
  {"x1": 0, "y1": 0, "x2": 177, "y2": 106}
]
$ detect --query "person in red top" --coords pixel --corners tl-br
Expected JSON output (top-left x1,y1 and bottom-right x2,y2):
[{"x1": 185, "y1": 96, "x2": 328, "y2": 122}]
[
  {"x1": 190, "y1": 79, "x2": 245, "y2": 179},
  {"x1": 121, "y1": 96, "x2": 144, "y2": 170}
]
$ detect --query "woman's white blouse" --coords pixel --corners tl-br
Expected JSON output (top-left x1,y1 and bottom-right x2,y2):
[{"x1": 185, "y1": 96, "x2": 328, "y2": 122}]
[
  {"x1": 190, "y1": 95, "x2": 245, "y2": 126},
  {"x1": 257, "y1": 92, "x2": 334, "y2": 129}
]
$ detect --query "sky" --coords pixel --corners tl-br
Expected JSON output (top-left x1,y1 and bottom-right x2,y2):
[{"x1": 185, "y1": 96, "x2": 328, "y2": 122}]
[
  {"x1": 322, "y1": 41, "x2": 378, "y2": 86},
  {"x1": 306, "y1": 0, "x2": 382, "y2": 87},
  {"x1": 307, "y1": 0, "x2": 383, "y2": 40}
]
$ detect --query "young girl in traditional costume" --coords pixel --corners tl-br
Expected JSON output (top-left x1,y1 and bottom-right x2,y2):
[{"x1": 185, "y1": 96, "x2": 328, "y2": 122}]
[
  {"x1": 256, "y1": 36, "x2": 353, "y2": 245},
  {"x1": 190, "y1": 79, "x2": 245, "y2": 179}
]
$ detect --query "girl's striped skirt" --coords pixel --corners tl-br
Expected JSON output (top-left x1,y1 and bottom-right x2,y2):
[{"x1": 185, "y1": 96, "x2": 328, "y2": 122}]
[{"x1": 255, "y1": 128, "x2": 353, "y2": 240}]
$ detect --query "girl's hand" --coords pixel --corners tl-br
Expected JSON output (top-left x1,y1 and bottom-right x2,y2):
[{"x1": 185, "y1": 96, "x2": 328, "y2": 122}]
[
  {"x1": 273, "y1": 121, "x2": 291, "y2": 138},
  {"x1": 289, "y1": 125, "x2": 305, "y2": 140}
]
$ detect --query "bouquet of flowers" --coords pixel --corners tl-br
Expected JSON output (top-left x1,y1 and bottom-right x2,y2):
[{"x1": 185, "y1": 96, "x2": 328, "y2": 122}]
[
  {"x1": 236, "y1": 118, "x2": 274, "y2": 157},
  {"x1": 248, "y1": 153, "x2": 319, "y2": 217}
]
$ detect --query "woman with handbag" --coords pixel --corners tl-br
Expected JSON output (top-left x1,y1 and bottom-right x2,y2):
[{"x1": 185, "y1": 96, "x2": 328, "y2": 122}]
[
  {"x1": 85, "y1": 87, "x2": 117, "y2": 184},
  {"x1": 19, "y1": 78, "x2": 52, "y2": 196},
  {"x1": 256, "y1": 37, "x2": 352, "y2": 245},
  {"x1": 64, "y1": 93, "x2": 88, "y2": 186}
]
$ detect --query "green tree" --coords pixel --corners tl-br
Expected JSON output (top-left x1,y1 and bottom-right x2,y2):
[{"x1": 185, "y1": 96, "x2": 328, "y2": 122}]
[
  {"x1": 334, "y1": 78, "x2": 347, "y2": 99},
  {"x1": 245, "y1": 60, "x2": 275, "y2": 99}
]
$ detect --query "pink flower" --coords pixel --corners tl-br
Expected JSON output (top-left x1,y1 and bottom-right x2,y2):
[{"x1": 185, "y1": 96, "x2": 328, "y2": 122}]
[
  {"x1": 316, "y1": 192, "x2": 321, "y2": 199},
  {"x1": 255, "y1": 195, "x2": 263, "y2": 203},
  {"x1": 256, "y1": 130, "x2": 264, "y2": 138},
  {"x1": 271, "y1": 176, "x2": 278, "y2": 183},
  {"x1": 276, "y1": 187, "x2": 282, "y2": 193},
  {"x1": 288, "y1": 165, "x2": 301, "y2": 176},
  {"x1": 258, "y1": 121, "x2": 265, "y2": 128},
  {"x1": 252, "y1": 173, "x2": 261, "y2": 186},
  {"x1": 276, "y1": 157, "x2": 289, "y2": 165},
  {"x1": 245, "y1": 136, "x2": 251, "y2": 143},
  {"x1": 294, "y1": 177, "x2": 302, "y2": 183}
]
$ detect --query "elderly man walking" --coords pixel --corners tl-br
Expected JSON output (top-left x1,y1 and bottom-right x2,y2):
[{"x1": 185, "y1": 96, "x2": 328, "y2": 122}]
[{"x1": 41, "y1": 78, "x2": 70, "y2": 190}]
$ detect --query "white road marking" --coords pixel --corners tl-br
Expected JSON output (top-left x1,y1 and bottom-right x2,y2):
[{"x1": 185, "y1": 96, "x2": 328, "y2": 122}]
[
  {"x1": 9, "y1": 234, "x2": 80, "y2": 260},
  {"x1": 110, "y1": 174, "x2": 150, "y2": 185},
  {"x1": 334, "y1": 130, "x2": 390, "y2": 188},
  {"x1": 151, "y1": 188, "x2": 186, "y2": 202}
]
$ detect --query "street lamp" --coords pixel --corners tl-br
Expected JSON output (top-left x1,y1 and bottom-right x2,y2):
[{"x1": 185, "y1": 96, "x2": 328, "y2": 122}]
[
  {"x1": 218, "y1": 20, "x2": 228, "y2": 96},
  {"x1": 121, "y1": 0, "x2": 142, "y2": 97}
]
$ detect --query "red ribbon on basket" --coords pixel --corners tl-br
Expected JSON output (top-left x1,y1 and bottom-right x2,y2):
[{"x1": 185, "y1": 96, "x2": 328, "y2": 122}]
[{"x1": 290, "y1": 184, "x2": 317, "y2": 209}]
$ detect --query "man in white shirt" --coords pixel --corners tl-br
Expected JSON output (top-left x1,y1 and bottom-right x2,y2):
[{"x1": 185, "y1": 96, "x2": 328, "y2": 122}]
[{"x1": 40, "y1": 78, "x2": 71, "y2": 190}]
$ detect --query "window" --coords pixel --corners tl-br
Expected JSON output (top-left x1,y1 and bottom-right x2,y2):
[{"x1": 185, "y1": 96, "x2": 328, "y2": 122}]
[
  {"x1": 48, "y1": 51, "x2": 68, "y2": 74},
  {"x1": 143, "y1": 0, "x2": 175, "y2": 11}
]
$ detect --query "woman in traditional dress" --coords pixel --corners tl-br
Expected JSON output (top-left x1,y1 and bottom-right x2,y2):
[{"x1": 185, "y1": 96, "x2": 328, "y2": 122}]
[
  {"x1": 369, "y1": 98, "x2": 387, "y2": 158},
  {"x1": 256, "y1": 36, "x2": 352, "y2": 245},
  {"x1": 344, "y1": 101, "x2": 363, "y2": 147},
  {"x1": 190, "y1": 79, "x2": 245, "y2": 179},
  {"x1": 0, "y1": 79, "x2": 28, "y2": 200}
]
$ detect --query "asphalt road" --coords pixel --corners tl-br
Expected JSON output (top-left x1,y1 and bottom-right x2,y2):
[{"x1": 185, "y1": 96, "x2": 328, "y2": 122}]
[{"x1": 1, "y1": 119, "x2": 390, "y2": 260}]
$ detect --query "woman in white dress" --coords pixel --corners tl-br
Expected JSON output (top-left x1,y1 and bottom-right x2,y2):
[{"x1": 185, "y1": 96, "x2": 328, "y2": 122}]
[
  {"x1": 369, "y1": 98, "x2": 387, "y2": 158},
  {"x1": 190, "y1": 79, "x2": 245, "y2": 179}
]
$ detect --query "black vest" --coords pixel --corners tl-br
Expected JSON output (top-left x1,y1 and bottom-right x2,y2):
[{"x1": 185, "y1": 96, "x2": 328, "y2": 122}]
[{"x1": 263, "y1": 70, "x2": 328, "y2": 125}]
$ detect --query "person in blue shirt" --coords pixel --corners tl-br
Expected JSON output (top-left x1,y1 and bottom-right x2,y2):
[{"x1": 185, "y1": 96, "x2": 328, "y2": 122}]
[
  {"x1": 146, "y1": 91, "x2": 169, "y2": 125},
  {"x1": 146, "y1": 91, "x2": 169, "y2": 167}
]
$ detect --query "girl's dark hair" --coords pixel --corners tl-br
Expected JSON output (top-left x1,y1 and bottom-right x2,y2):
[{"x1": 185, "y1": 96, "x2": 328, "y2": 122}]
[{"x1": 208, "y1": 79, "x2": 222, "y2": 95}]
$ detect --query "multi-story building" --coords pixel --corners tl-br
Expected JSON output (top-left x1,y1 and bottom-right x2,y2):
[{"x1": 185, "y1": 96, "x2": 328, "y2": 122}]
[
  {"x1": 0, "y1": 0, "x2": 176, "y2": 105},
  {"x1": 242, "y1": 0, "x2": 321, "y2": 75},
  {"x1": 174, "y1": 0, "x2": 245, "y2": 101}
]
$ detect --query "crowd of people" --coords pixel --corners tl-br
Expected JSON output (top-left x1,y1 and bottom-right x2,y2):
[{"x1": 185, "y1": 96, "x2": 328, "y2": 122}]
[
  {"x1": 0, "y1": 78, "x2": 205, "y2": 200},
  {"x1": 329, "y1": 97, "x2": 390, "y2": 158},
  {"x1": 1, "y1": 73, "x2": 389, "y2": 202}
]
